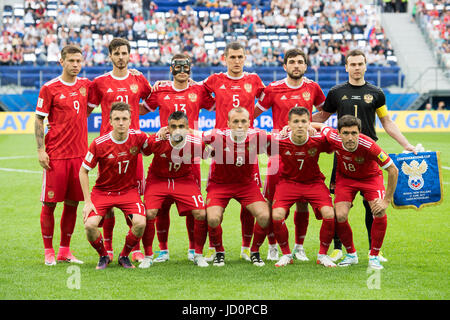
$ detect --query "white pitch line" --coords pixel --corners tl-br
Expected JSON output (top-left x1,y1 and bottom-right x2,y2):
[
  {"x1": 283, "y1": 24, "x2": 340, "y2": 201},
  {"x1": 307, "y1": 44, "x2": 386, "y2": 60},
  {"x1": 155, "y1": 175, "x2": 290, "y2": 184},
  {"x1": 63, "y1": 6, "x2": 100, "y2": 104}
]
[
  {"x1": 442, "y1": 166, "x2": 450, "y2": 170},
  {"x1": 0, "y1": 167, "x2": 41, "y2": 174},
  {"x1": 0, "y1": 155, "x2": 35, "y2": 160}
]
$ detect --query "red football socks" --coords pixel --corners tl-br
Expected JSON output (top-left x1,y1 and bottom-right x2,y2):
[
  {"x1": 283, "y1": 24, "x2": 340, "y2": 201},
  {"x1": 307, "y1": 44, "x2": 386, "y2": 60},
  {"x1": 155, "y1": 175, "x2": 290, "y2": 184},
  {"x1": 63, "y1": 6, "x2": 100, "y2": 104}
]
[
  {"x1": 60, "y1": 203, "x2": 77, "y2": 248},
  {"x1": 120, "y1": 230, "x2": 141, "y2": 257},
  {"x1": 102, "y1": 215, "x2": 115, "y2": 252},
  {"x1": 194, "y1": 219, "x2": 208, "y2": 255},
  {"x1": 240, "y1": 207, "x2": 255, "y2": 248},
  {"x1": 272, "y1": 219, "x2": 291, "y2": 255},
  {"x1": 294, "y1": 210, "x2": 309, "y2": 246},
  {"x1": 40, "y1": 204, "x2": 56, "y2": 249},
  {"x1": 142, "y1": 218, "x2": 155, "y2": 257},
  {"x1": 319, "y1": 218, "x2": 335, "y2": 255},
  {"x1": 89, "y1": 233, "x2": 108, "y2": 257},
  {"x1": 250, "y1": 223, "x2": 268, "y2": 253},
  {"x1": 336, "y1": 220, "x2": 356, "y2": 254},
  {"x1": 208, "y1": 225, "x2": 225, "y2": 252},
  {"x1": 370, "y1": 215, "x2": 387, "y2": 256}
]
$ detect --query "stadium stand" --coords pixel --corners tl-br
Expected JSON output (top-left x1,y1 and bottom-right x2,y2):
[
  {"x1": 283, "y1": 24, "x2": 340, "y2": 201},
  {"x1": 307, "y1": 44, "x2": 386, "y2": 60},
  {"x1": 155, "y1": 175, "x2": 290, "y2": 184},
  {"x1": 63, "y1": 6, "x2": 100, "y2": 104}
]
[
  {"x1": 0, "y1": 0, "x2": 406, "y2": 111},
  {"x1": 413, "y1": 0, "x2": 450, "y2": 71}
]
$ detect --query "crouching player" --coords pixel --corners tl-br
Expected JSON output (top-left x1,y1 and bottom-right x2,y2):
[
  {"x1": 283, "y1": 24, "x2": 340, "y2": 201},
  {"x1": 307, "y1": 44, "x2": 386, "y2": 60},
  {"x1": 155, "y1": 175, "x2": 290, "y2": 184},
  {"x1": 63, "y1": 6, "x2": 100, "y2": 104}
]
[
  {"x1": 313, "y1": 115, "x2": 398, "y2": 269},
  {"x1": 199, "y1": 107, "x2": 271, "y2": 267},
  {"x1": 138, "y1": 111, "x2": 209, "y2": 268},
  {"x1": 79, "y1": 102, "x2": 148, "y2": 269},
  {"x1": 269, "y1": 107, "x2": 336, "y2": 267}
]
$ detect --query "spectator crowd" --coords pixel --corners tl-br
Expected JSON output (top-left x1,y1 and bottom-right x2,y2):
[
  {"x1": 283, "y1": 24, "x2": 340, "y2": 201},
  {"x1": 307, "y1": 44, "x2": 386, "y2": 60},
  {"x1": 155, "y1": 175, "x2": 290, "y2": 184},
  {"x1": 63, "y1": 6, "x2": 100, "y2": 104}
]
[
  {"x1": 413, "y1": 0, "x2": 450, "y2": 70},
  {"x1": 0, "y1": 0, "x2": 398, "y2": 68}
]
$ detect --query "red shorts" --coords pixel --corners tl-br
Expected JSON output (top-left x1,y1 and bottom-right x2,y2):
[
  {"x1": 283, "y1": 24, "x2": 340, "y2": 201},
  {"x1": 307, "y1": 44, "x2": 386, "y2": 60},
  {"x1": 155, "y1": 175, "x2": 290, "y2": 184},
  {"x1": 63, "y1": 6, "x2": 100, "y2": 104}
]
[
  {"x1": 144, "y1": 173, "x2": 204, "y2": 216},
  {"x1": 334, "y1": 173, "x2": 386, "y2": 204},
  {"x1": 263, "y1": 156, "x2": 283, "y2": 202},
  {"x1": 89, "y1": 188, "x2": 146, "y2": 226},
  {"x1": 206, "y1": 180, "x2": 266, "y2": 209},
  {"x1": 272, "y1": 179, "x2": 332, "y2": 219},
  {"x1": 40, "y1": 157, "x2": 84, "y2": 203}
]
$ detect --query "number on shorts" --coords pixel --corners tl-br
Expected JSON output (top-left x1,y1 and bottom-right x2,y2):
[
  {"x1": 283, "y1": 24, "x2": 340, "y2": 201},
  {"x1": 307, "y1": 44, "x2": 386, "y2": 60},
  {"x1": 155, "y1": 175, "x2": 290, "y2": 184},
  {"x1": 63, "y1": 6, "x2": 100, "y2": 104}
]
[{"x1": 192, "y1": 195, "x2": 204, "y2": 208}]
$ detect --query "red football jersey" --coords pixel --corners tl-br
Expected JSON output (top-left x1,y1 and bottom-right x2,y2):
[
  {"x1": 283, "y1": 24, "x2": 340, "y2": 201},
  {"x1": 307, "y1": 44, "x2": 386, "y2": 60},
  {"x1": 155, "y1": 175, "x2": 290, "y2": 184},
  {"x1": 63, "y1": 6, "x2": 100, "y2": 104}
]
[
  {"x1": 203, "y1": 128, "x2": 268, "y2": 184},
  {"x1": 143, "y1": 81, "x2": 215, "y2": 129},
  {"x1": 256, "y1": 77, "x2": 325, "y2": 130},
  {"x1": 321, "y1": 126, "x2": 393, "y2": 179},
  {"x1": 35, "y1": 76, "x2": 91, "y2": 160},
  {"x1": 268, "y1": 132, "x2": 332, "y2": 182},
  {"x1": 82, "y1": 129, "x2": 149, "y2": 192},
  {"x1": 142, "y1": 134, "x2": 205, "y2": 179},
  {"x1": 88, "y1": 71, "x2": 152, "y2": 135},
  {"x1": 201, "y1": 72, "x2": 265, "y2": 129}
]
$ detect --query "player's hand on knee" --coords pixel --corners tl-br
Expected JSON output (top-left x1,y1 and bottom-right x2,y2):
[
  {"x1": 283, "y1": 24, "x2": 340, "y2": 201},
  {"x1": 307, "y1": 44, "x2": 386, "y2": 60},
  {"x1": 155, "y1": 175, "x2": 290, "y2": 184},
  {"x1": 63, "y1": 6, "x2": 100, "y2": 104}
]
[
  {"x1": 370, "y1": 198, "x2": 388, "y2": 215},
  {"x1": 82, "y1": 202, "x2": 97, "y2": 224}
]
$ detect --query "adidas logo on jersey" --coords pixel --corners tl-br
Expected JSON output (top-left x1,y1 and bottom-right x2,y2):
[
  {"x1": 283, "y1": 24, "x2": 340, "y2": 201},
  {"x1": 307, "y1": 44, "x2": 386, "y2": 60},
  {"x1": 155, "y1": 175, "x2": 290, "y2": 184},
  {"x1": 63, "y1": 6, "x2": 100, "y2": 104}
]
[
  {"x1": 220, "y1": 84, "x2": 226, "y2": 90},
  {"x1": 107, "y1": 88, "x2": 114, "y2": 93},
  {"x1": 160, "y1": 153, "x2": 167, "y2": 158},
  {"x1": 164, "y1": 95, "x2": 171, "y2": 100},
  {"x1": 59, "y1": 94, "x2": 66, "y2": 99},
  {"x1": 285, "y1": 150, "x2": 292, "y2": 156},
  {"x1": 107, "y1": 154, "x2": 115, "y2": 159},
  {"x1": 281, "y1": 95, "x2": 287, "y2": 100}
]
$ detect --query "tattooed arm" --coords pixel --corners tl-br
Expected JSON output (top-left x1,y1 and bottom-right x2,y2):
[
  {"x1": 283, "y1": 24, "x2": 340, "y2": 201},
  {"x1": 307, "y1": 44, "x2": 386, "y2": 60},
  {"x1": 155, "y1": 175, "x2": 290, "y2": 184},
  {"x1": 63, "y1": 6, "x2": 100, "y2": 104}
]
[{"x1": 35, "y1": 114, "x2": 50, "y2": 169}]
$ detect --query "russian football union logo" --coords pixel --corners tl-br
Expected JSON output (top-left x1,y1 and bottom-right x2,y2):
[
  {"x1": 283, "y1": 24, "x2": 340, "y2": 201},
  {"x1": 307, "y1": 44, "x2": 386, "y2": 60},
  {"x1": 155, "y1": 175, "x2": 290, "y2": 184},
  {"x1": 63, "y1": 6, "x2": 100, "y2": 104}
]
[
  {"x1": 130, "y1": 84, "x2": 139, "y2": 93},
  {"x1": 401, "y1": 160, "x2": 428, "y2": 191}
]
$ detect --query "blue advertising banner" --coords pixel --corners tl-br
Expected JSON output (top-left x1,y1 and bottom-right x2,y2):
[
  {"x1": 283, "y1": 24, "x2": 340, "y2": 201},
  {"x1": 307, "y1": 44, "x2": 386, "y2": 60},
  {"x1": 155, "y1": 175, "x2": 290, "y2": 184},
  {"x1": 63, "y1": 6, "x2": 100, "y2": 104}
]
[{"x1": 389, "y1": 152, "x2": 443, "y2": 210}]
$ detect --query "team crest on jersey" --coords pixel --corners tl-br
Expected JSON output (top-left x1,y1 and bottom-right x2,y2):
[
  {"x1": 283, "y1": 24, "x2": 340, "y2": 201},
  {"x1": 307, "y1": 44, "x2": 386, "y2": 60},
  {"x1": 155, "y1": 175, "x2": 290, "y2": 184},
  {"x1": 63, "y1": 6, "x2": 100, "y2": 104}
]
[
  {"x1": 364, "y1": 94, "x2": 373, "y2": 104},
  {"x1": 48, "y1": 191, "x2": 54, "y2": 199},
  {"x1": 79, "y1": 87, "x2": 87, "y2": 97},
  {"x1": 130, "y1": 84, "x2": 139, "y2": 94},
  {"x1": 244, "y1": 83, "x2": 252, "y2": 93},
  {"x1": 307, "y1": 147, "x2": 317, "y2": 156},
  {"x1": 189, "y1": 93, "x2": 197, "y2": 102},
  {"x1": 302, "y1": 91, "x2": 311, "y2": 101},
  {"x1": 130, "y1": 146, "x2": 139, "y2": 156},
  {"x1": 354, "y1": 156, "x2": 365, "y2": 164}
]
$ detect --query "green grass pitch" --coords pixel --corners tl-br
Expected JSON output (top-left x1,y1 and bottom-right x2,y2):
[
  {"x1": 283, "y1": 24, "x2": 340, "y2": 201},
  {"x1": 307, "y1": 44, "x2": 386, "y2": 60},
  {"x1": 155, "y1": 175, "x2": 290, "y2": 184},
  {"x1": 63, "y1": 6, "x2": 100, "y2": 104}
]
[{"x1": 0, "y1": 132, "x2": 448, "y2": 300}]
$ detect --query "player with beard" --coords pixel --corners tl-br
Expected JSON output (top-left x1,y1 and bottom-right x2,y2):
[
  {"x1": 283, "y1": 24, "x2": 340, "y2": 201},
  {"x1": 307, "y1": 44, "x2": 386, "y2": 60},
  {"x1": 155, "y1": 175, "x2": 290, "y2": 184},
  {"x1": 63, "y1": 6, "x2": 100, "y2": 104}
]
[
  {"x1": 87, "y1": 38, "x2": 152, "y2": 263},
  {"x1": 253, "y1": 49, "x2": 326, "y2": 262}
]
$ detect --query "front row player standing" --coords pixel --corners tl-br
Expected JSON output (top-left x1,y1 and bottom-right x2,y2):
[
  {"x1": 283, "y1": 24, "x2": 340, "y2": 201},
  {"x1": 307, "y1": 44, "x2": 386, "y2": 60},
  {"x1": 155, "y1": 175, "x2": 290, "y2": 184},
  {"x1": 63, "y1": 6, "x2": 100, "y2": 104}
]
[
  {"x1": 313, "y1": 115, "x2": 399, "y2": 270},
  {"x1": 268, "y1": 107, "x2": 336, "y2": 267},
  {"x1": 138, "y1": 111, "x2": 209, "y2": 268},
  {"x1": 79, "y1": 102, "x2": 148, "y2": 269}
]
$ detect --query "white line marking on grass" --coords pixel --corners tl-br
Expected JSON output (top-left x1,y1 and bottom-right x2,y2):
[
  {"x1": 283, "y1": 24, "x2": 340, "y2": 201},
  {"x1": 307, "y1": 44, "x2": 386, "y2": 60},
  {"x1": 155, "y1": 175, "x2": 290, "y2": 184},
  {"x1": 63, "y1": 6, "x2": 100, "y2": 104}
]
[
  {"x1": 442, "y1": 166, "x2": 450, "y2": 170},
  {"x1": 0, "y1": 155, "x2": 35, "y2": 160},
  {"x1": 0, "y1": 167, "x2": 41, "y2": 174}
]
